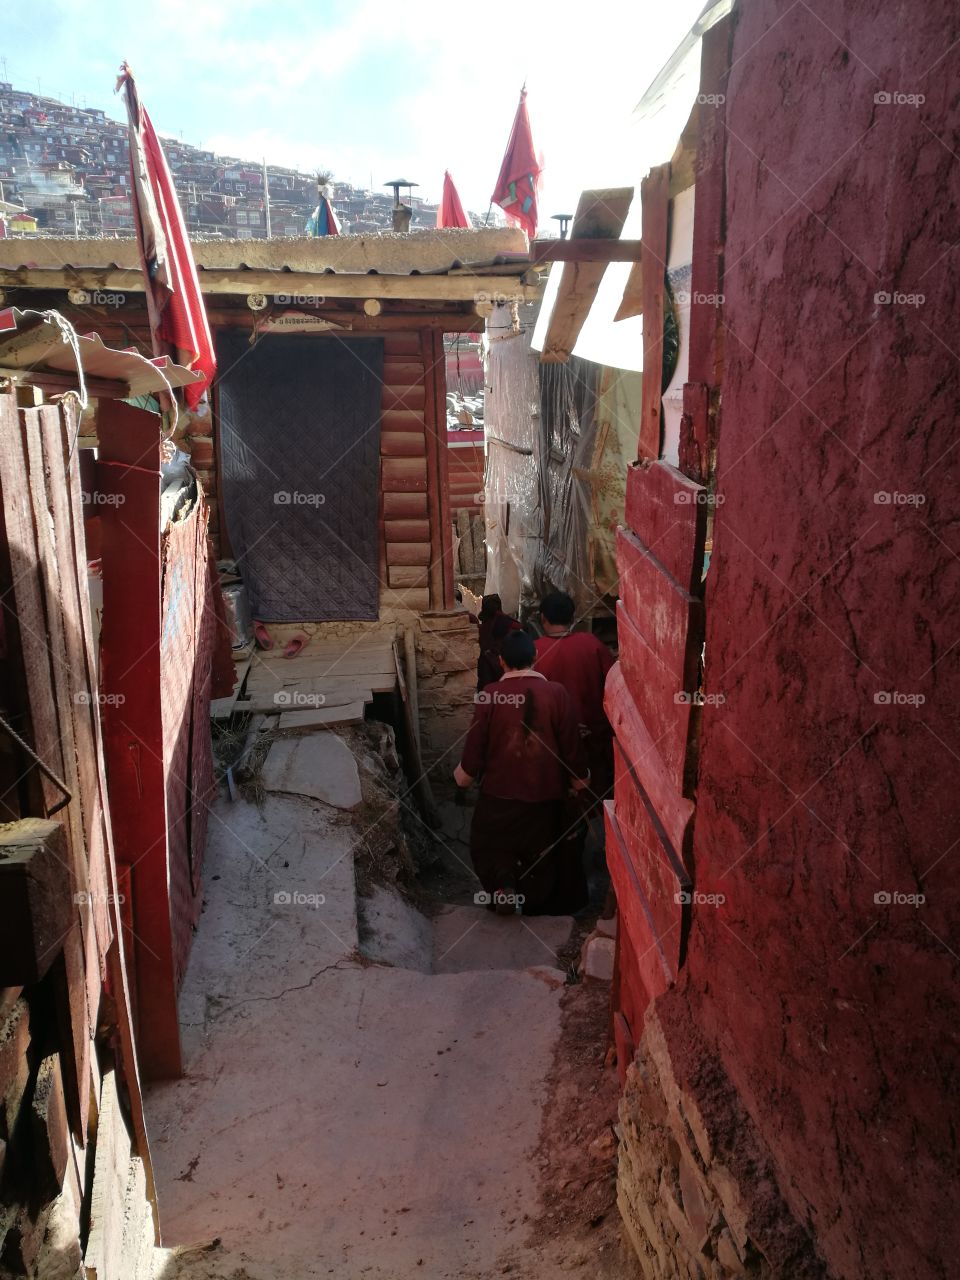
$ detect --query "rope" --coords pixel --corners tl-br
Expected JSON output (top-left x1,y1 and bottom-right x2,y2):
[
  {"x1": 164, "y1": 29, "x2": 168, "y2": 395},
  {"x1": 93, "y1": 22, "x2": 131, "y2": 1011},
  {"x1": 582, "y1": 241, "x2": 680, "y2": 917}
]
[{"x1": 0, "y1": 711, "x2": 72, "y2": 814}]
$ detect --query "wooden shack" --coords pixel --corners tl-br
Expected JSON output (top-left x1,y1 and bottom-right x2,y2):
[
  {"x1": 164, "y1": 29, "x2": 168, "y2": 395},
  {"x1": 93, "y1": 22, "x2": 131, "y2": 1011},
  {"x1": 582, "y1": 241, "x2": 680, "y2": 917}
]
[{"x1": 0, "y1": 229, "x2": 539, "y2": 625}]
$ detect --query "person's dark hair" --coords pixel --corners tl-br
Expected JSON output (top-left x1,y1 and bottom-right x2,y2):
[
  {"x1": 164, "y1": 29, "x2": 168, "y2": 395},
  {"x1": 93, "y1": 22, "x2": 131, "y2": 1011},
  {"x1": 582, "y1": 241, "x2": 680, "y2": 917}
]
[
  {"x1": 479, "y1": 593, "x2": 503, "y2": 621},
  {"x1": 540, "y1": 590, "x2": 576, "y2": 626},
  {"x1": 500, "y1": 629, "x2": 535, "y2": 670}
]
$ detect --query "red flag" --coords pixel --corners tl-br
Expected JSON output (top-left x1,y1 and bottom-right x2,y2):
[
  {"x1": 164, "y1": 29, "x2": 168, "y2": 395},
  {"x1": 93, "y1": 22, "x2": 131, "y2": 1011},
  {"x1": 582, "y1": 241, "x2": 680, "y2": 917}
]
[
  {"x1": 437, "y1": 170, "x2": 469, "y2": 229},
  {"x1": 490, "y1": 88, "x2": 542, "y2": 240},
  {"x1": 117, "y1": 64, "x2": 215, "y2": 408}
]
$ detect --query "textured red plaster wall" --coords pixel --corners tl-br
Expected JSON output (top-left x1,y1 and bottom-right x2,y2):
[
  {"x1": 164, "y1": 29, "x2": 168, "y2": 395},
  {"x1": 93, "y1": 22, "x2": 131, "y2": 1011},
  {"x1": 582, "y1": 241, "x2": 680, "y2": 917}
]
[{"x1": 664, "y1": 4, "x2": 960, "y2": 1278}]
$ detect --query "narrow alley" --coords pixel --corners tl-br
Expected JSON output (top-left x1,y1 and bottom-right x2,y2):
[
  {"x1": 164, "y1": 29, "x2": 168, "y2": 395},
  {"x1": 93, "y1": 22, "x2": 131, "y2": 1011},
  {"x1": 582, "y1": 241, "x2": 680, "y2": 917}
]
[
  {"x1": 0, "y1": 3, "x2": 956, "y2": 1280},
  {"x1": 144, "y1": 722, "x2": 630, "y2": 1280}
]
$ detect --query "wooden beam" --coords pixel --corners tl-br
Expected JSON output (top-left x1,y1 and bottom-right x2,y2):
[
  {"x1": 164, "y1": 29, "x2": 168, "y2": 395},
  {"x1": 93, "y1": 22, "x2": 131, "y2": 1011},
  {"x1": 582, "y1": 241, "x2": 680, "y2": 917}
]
[
  {"x1": 0, "y1": 266, "x2": 542, "y2": 304},
  {"x1": 539, "y1": 187, "x2": 634, "y2": 365},
  {"x1": 638, "y1": 164, "x2": 671, "y2": 460},
  {"x1": 530, "y1": 239, "x2": 642, "y2": 264}
]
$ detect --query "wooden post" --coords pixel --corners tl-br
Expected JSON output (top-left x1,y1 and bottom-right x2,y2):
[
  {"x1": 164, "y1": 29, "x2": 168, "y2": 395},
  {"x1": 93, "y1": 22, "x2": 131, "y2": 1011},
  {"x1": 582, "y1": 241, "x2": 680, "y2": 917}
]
[{"x1": 638, "y1": 164, "x2": 671, "y2": 461}]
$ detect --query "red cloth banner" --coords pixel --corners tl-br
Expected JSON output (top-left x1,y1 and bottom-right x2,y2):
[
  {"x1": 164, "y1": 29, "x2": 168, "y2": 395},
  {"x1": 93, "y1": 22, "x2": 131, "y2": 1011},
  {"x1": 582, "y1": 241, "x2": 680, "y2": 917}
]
[
  {"x1": 491, "y1": 89, "x2": 542, "y2": 240},
  {"x1": 437, "y1": 170, "x2": 469, "y2": 229},
  {"x1": 117, "y1": 64, "x2": 215, "y2": 407}
]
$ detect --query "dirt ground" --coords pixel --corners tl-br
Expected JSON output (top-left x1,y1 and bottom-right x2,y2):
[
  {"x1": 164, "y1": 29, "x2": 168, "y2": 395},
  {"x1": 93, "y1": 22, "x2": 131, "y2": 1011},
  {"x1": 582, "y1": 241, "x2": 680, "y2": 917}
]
[{"x1": 148, "y1": 724, "x2": 638, "y2": 1280}]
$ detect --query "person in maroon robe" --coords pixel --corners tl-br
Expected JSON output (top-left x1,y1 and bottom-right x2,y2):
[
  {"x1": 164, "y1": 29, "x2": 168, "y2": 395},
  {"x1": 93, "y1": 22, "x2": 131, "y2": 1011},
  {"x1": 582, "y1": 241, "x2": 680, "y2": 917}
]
[
  {"x1": 533, "y1": 591, "x2": 615, "y2": 808},
  {"x1": 454, "y1": 630, "x2": 589, "y2": 914},
  {"x1": 471, "y1": 593, "x2": 522, "y2": 690}
]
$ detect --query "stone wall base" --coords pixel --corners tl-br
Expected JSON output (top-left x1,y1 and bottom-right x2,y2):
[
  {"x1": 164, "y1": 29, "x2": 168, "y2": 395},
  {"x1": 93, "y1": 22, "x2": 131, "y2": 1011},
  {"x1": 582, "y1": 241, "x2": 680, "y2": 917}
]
[{"x1": 618, "y1": 1005, "x2": 831, "y2": 1280}]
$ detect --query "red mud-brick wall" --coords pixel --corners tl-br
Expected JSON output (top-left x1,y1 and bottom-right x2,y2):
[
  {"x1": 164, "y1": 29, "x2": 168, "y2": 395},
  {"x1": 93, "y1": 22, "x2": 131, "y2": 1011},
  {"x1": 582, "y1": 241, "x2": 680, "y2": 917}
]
[{"x1": 656, "y1": 5, "x2": 960, "y2": 1279}]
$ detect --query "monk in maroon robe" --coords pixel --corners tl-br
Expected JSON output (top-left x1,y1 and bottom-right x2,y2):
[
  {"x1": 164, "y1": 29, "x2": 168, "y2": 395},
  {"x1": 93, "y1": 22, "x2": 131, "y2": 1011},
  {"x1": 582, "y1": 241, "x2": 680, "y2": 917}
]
[
  {"x1": 454, "y1": 630, "x2": 589, "y2": 914},
  {"x1": 534, "y1": 590, "x2": 615, "y2": 808}
]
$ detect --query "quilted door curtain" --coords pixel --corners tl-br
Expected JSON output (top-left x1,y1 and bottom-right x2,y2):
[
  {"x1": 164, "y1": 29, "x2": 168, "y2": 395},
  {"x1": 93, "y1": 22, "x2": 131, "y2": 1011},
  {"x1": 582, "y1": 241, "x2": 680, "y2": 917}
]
[{"x1": 217, "y1": 332, "x2": 384, "y2": 620}]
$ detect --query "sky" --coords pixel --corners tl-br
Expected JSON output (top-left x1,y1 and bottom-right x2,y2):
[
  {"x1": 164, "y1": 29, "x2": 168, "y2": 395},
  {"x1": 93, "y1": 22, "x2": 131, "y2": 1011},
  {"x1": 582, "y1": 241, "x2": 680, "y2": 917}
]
[{"x1": 1, "y1": 0, "x2": 708, "y2": 218}]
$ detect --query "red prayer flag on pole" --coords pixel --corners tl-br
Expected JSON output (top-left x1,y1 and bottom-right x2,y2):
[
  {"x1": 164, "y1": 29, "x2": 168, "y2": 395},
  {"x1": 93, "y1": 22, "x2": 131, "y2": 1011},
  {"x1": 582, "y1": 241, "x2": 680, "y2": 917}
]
[
  {"x1": 117, "y1": 63, "x2": 216, "y2": 408},
  {"x1": 490, "y1": 88, "x2": 542, "y2": 240},
  {"x1": 437, "y1": 170, "x2": 469, "y2": 229}
]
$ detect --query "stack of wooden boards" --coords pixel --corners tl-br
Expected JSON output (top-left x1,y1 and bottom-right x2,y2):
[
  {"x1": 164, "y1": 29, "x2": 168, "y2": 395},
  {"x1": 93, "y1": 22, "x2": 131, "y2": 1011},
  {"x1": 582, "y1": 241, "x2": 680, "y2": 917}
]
[{"x1": 211, "y1": 632, "x2": 398, "y2": 730}]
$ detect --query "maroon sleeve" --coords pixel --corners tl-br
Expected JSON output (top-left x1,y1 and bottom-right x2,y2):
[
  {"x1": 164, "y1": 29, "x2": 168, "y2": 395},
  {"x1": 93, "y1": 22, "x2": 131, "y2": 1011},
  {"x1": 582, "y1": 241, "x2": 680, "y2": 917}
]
[
  {"x1": 553, "y1": 685, "x2": 589, "y2": 779},
  {"x1": 594, "y1": 635, "x2": 615, "y2": 677},
  {"x1": 460, "y1": 697, "x2": 492, "y2": 778}
]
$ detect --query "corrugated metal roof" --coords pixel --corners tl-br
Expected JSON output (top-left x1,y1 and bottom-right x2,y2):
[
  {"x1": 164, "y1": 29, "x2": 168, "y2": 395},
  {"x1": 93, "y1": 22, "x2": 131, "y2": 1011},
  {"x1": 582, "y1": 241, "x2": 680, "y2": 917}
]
[
  {"x1": 0, "y1": 227, "x2": 530, "y2": 277},
  {"x1": 0, "y1": 309, "x2": 202, "y2": 397}
]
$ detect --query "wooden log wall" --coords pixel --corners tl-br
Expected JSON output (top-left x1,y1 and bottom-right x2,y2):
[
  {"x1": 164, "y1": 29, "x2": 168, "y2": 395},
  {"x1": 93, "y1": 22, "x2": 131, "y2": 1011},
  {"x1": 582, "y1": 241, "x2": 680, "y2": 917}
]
[{"x1": 380, "y1": 330, "x2": 454, "y2": 613}]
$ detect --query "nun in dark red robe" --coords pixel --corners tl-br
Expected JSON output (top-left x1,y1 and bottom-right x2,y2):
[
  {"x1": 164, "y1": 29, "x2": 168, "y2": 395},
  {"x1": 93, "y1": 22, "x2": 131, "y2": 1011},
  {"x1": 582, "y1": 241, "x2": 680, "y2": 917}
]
[{"x1": 454, "y1": 630, "x2": 589, "y2": 914}]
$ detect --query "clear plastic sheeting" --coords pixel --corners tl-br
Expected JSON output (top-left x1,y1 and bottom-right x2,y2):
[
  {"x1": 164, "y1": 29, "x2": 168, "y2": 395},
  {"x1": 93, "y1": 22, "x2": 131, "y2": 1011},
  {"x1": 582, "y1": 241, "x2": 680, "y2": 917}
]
[
  {"x1": 482, "y1": 303, "x2": 641, "y2": 619},
  {"x1": 481, "y1": 303, "x2": 541, "y2": 618}
]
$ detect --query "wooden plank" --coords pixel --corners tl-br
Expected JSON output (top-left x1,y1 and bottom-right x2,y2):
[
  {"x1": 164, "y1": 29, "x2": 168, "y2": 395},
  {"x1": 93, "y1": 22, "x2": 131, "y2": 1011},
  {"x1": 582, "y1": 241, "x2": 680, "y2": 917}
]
[
  {"x1": 382, "y1": 456, "x2": 428, "y2": 492},
  {"x1": 277, "y1": 703, "x2": 366, "y2": 730},
  {"x1": 382, "y1": 385, "x2": 426, "y2": 411},
  {"x1": 379, "y1": 586, "x2": 430, "y2": 612},
  {"x1": 381, "y1": 361, "x2": 424, "y2": 386},
  {"x1": 37, "y1": 405, "x2": 111, "y2": 973},
  {"x1": 384, "y1": 332, "x2": 432, "y2": 357},
  {"x1": 238, "y1": 688, "x2": 373, "y2": 714},
  {"x1": 678, "y1": 381, "x2": 711, "y2": 487},
  {"x1": 613, "y1": 741, "x2": 690, "y2": 974},
  {"x1": 423, "y1": 329, "x2": 454, "y2": 610},
  {"x1": 385, "y1": 519, "x2": 431, "y2": 543},
  {"x1": 59, "y1": 399, "x2": 156, "y2": 1218},
  {"x1": 623, "y1": 459, "x2": 707, "y2": 593},
  {"x1": 386, "y1": 541, "x2": 432, "y2": 567},
  {"x1": 383, "y1": 491, "x2": 429, "y2": 519},
  {"x1": 638, "y1": 163, "x2": 671, "y2": 459},
  {"x1": 688, "y1": 14, "x2": 731, "y2": 392},
  {"x1": 617, "y1": 529, "x2": 702, "y2": 687},
  {"x1": 388, "y1": 566, "x2": 429, "y2": 589},
  {"x1": 381, "y1": 409, "x2": 426, "y2": 433},
  {"x1": 604, "y1": 664, "x2": 694, "y2": 857},
  {"x1": 539, "y1": 188, "x2": 634, "y2": 364},
  {"x1": 604, "y1": 802, "x2": 674, "y2": 1001},
  {"x1": 617, "y1": 603, "x2": 693, "y2": 793},
  {"x1": 530, "y1": 238, "x2": 643, "y2": 263},
  {"x1": 84, "y1": 1067, "x2": 132, "y2": 1280},
  {"x1": 380, "y1": 432, "x2": 426, "y2": 458}
]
